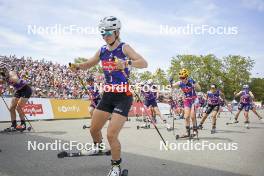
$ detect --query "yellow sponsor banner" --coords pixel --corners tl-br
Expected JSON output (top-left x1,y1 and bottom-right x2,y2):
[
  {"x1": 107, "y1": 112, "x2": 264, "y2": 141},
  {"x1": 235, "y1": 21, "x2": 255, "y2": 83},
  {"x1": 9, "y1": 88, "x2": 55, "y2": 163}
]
[{"x1": 50, "y1": 99, "x2": 91, "y2": 119}]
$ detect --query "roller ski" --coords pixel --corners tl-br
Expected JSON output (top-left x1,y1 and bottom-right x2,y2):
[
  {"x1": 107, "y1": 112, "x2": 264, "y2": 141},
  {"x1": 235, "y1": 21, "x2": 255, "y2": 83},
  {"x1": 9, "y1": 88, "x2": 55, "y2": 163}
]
[
  {"x1": 226, "y1": 119, "x2": 239, "y2": 125},
  {"x1": 176, "y1": 127, "x2": 191, "y2": 140},
  {"x1": 135, "y1": 115, "x2": 145, "y2": 122},
  {"x1": 176, "y1": 133, "x2": 189, "y2": 140},
  {"x1": 176, "y1": 127, "x2": 198, "y2": 140},
  {"x1": 0, "y1": 126, "x2": 16, "y2": 133},
  {"x1": 57, "y1": 148, "x2": 111, "y2": 158},
  {"x1": 1, "y1": 124, "x2": 31, "y2": 133},
  {"x1": 135, "y1": 118, "x2": 143, "y2": 122},
  {"x1": 137, "y1": 123, "x2": 150, "y2": 130},
  {"x1": 83, "y1": 125, "x2": 90, "y2": 129}
]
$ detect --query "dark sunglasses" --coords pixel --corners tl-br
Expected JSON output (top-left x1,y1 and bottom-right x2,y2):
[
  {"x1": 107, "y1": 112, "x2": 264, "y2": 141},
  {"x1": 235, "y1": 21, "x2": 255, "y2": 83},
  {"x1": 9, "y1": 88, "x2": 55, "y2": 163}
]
[{"x1": 101, "y1": 30, "x2": 114, "y2": 37}]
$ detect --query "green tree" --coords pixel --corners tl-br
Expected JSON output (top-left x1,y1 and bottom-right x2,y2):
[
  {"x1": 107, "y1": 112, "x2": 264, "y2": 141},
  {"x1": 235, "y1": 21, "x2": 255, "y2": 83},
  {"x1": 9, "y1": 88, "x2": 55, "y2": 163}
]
[
  {"x1": 139, "y1": 71, "x2": 153, "y2": 82},
  {"x1": 222, "y1": 55, "x2": 254, "y2": 99},
  {"x1": 168, "y1": 54, "x2": 223, "y2": 92},
  {"x1": 249, "y1": 78, "x2": 264, "y2": 101},
  {"x1": 153, "y1": 68, "x2": 168, "y2": 85}
]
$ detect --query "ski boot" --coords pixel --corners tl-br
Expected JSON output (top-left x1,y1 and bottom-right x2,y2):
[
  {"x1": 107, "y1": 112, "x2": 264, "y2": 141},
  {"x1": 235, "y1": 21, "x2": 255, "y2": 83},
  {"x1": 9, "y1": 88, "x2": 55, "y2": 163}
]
[
  {"x1": 165, "y1": 123, "x2": 173, "y2": 131},
  {"x1": 232, "y1": 119, "x2": 239, "y2": 124},
  {"x1": 244, "y1": 121, "x2": 250, "y2": 129},
  {"x1": 107, "y1": 159, "x2": 124, "y2": 176},
  {"x1": 197, "y1": 124, "x2": 203, "y2": 130},
  {"x1": 192, "y1": 127, "x2": 198, "y2": 139},
  {"x1": 211, "y1": 127, "x2": 216, "y2": 134}
]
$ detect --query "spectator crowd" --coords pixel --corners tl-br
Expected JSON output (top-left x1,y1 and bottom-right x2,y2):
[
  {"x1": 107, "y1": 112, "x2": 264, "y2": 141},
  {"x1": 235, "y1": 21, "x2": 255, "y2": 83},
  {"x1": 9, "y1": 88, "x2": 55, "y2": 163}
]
[{"x1": 0, "y1": 55, "x2": 103, "y2": 99}]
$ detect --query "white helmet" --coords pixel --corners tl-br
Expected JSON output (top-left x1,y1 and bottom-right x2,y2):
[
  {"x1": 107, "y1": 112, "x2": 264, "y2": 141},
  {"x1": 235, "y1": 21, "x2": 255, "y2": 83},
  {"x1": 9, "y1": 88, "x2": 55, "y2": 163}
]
[
  {"x1": 243, "y1": 84, "x2": 249, "y2": 89},
  {"x1": 98, "y1": 16, "x2": 121, "y2": 32}
]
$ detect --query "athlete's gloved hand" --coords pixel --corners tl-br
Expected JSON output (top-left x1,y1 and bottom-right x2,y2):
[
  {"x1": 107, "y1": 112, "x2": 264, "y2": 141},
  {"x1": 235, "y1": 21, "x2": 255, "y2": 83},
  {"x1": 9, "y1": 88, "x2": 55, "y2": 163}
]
[
  {"x1": 114, "y1": 56, "x2": 126, "y2": 70},
  {"x1": 69, "y1": 63, "x2": 80, "y2": 72}
]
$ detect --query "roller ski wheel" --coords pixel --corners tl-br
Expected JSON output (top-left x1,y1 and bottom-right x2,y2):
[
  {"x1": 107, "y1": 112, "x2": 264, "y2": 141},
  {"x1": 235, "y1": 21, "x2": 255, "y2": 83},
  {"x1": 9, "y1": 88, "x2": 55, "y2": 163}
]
[
  {"x1": 166, "y1": 127, "x2": 173, "y2": 132},
  {"x1": 0, "y1": 127, "x2": 16, "y2": 133},
  {"x1": 136, "y1": 119, "x2": 142, "y2": 122},
  {"x1": 175, "y1": 134, "x2": 180, "y2": 140},
  {"x1": 121, "y1": 169, "x2": 128, "y2": 176},
  {"x1": 83, "y1": 125, "x2": 90, "y2": 129},
  {"x1": 137, "y1": 124, "x2": 150, "y2": 130},
  {"x1": 57, "y1": 151, "x2": 68, "y2": 158},
  {"x1": 211, "y1": 128, "x2": 216, "y2": 134},
  {"x1": 175, "y1": 134, "x2": 190, "y2": 140}
]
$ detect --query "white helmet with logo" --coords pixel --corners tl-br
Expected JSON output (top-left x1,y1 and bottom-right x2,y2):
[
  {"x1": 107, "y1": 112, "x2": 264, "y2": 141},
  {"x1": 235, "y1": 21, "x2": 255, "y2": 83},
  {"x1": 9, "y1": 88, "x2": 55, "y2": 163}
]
[{"x1": 99, "y1": 16, "x2": 121, "y2": 32}]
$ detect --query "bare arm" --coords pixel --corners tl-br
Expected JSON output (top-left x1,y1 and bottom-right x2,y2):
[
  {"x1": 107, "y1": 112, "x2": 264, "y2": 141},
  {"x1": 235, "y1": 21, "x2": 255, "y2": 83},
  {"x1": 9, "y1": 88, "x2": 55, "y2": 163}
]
[
  {"x1": 220, "y1": 91, "x2": 228, "y2": 105},
  {"x1": 249, "y1": 91, "x2": 255, "y2": 101},
  {"x1": 234, "y1": 91, "x2": 242, "y2": 97},
  {"x1": 123, "y1": 44, "x2": 148, "y2": 68},
  {"x1": 172, "y1": 81, "x2": 181, "y2": 89},
  {"x1": 75, "y1": 50, "x2": 100, "y2": 70}
]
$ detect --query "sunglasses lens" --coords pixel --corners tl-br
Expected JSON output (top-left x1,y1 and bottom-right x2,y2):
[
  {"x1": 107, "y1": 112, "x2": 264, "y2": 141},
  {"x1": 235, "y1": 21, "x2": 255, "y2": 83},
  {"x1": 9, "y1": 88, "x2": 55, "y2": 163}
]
[{"x1": 101, "y1": 30, "x2": 114, "y2": 37}]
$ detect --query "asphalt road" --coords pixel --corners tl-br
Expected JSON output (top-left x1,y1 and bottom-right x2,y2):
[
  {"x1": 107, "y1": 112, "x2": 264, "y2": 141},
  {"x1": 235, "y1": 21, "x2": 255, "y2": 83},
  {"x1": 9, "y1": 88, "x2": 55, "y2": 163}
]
[{"x1": 1, "y1": 110, "x2": 264, "y2": 176}]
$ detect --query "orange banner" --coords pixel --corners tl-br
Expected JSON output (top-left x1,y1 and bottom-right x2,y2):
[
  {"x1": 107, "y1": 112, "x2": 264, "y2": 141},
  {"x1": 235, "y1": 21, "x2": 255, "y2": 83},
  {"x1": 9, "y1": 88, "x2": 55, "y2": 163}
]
[{"x1": 50, "y1": 99, "x2": 91, "y2": 119}]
